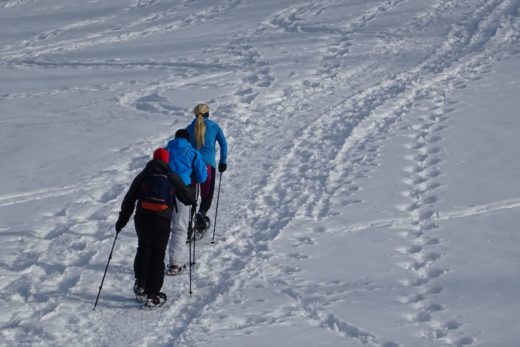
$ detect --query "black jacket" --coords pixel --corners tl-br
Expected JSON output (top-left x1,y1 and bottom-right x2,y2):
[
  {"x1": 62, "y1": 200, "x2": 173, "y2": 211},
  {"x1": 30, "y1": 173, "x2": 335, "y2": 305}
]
[{"x1": 117, "y1": 159, "x2": 196, "y2": 230}]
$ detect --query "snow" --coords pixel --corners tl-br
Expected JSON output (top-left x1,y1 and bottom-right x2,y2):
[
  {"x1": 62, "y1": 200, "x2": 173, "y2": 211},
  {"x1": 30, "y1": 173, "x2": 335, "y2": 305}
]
[{"x1": 1, "y1": 0, "x2": 520, "y2": 346}]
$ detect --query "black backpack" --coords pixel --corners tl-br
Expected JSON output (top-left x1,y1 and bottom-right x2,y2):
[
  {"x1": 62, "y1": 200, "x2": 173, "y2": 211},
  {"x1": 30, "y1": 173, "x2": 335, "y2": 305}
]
[{"x1": 138, "y1": 168, "x2": 175, "y2": 212}]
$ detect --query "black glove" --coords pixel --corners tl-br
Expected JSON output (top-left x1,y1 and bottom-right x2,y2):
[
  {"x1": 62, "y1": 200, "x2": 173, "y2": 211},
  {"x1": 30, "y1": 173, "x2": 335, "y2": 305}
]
[
  {"x1": 218, "y1": 163, "x2": 227, "y2": 173},
  {"x1": 115, "y1": 219, "x2": 125, "y2": 234}
]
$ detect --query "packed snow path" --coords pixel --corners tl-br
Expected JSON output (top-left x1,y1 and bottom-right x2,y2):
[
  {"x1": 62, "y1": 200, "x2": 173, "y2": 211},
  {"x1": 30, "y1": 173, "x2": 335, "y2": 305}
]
[{"x1": 1, "y1": 1, "x2": 520, "y2": 346}]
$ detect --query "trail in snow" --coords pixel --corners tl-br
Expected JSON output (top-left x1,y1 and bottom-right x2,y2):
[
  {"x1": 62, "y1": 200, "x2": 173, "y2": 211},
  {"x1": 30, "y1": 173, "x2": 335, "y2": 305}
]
[
  {"x1": 172, "y1": 1, "x2": 519, "y2": 346},
  {"x1": 0, "y1": 0, "x2": 245, "y2": 60}
]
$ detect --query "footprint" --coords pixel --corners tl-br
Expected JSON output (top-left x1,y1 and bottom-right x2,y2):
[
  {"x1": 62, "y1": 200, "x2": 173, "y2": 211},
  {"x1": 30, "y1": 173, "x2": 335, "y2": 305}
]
[
  {"x1": 421, "y1": 222, "x2": 439, "y2": 231},
  {"x1": 70, "y1": 241, "x2": 87, "y2": 251},
  {"x1": 129, "y1": 156, "x2": 148, "y2": 170},
  {"x1": 99, "y1": 184, "x2": 125, "y2": 203},
  {"x1": 291, "y1": 236, "x2": 316, "y2": 247},
  {"x1": 411, "y1": 261, "x2": 426, "y2": 270},
  {"x1": 312, "y1": 226, "x2": 326, "y2": 233},
  {"x1": 445, "y1": 320, "x2": 462, "y2": 330},
  {"x1": 54, "y1": 209, "x2": 67, "y2": 217},
  {"x1": 408, "y1": 245, "x2": 423, "y2": 254},
  {"x1": 427, "y1": 285, "x2": 443, "y2": 295},
  {"x1": 348, "y1": 185, "x2": 360, "y2": 192},
  {"x1": 381, "y1": 342, "x2": 399, "y2": 347},
  {"x1": 424, "y1": 237, "x2": 440, "y2": 245},
  {"x1": 413, "y1": 176, "x2": 428, "y2": 185},
  {"x1": 422, "y1": 196, "x2": 438, "y2": 204},
  {"x1": 427, "y1": 147, "x2": 441, "y2": 155},
  {"x1": 434, "y1": 329, "x2": 447, "y2": 338},
  {"x1": 429, "y1": 135, "x2": 442, "y2": 143},
  {"x1": 425, "y1": 302, "x2": 443, "y2": 312},
  {"x1": 418, "y1": 209, "x2": 436, "y2": 220},
  {"x1": 415, "y1": 311, "x2": 431, "y2": 322},
  {"x1": 427, "y1": 268, "x2": 445, "y2": 279},
  {"x1": 456, "y1": 337, "x2": 474, "y2": 345},
  {"x1": 415, "y1": 153, "x2": 429, "y2": 162},
  {"x1": 426, "y1": 169, "x2": 441, "y2": 178},
  {"x1": 401, "y1": 277, "x2": 429, "y2": 287},
  {"x1": 420, "y1": 252, "x2": 441, "y2": 263},
  {"x1": 288, "y1": 253, "x2": 309, "y2": 260}
]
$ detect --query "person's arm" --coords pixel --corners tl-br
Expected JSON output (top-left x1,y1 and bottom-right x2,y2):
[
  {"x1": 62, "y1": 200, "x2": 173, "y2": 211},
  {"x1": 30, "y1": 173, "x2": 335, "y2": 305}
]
[
  {"x1": 216, "y1": 125, "x2": 228, "y2": 165},
  {"x1": 115, "y1": 172, "x2": 143, "y2": 232},
  {"x1": 193, "y1": 151, "x2": 208, "y2": 184},
  {"x1": 169, "y1": 171, "x2": 196, "y2": 206}
]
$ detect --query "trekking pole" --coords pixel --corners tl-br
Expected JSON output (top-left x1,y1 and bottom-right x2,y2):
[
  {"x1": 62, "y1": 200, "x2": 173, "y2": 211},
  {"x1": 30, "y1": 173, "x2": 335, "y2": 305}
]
[
  {"x1": 188, "y1": 226, "x2": 193, "y2": 297},
  {"x1": 188, "y1": 184, "x2": 198, "y2": 297},
  {"x1": 188, "y1": 204, "x2": 194, "y2": 297},
  {"x1": 211, "y1": 173, "x2": 223, "y2": 244},
  {"x1": 192, "y1": 184, "x2": 199, "y2": 266},
  {"x1": 93, "y1": 233, "x2": 119, "y2": 310}
]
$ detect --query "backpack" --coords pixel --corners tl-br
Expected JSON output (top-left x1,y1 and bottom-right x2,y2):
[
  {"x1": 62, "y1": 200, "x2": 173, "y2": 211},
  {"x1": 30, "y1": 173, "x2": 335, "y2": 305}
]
[{"x1": 138, "y1": 169, "x2": 175, "y2": 212}]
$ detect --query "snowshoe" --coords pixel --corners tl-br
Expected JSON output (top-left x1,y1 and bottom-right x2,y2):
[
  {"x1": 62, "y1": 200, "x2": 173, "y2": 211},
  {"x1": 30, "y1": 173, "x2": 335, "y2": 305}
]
[
  {"x1": 165, "y1": 264, "x2": 185, "y2": 276},
  {"x1": 143, "y1": 292, "x2": 167, "y2": 310},
  {"x1": 193, "y1": 213, "x2": 210, "y2": 240},
  {"x1": 193, "y1": 228, "x2": 206, "y2": 241},
  {"x1": 194, "y1": 213, "x2": 211, "y2": 231},
  {"x1": 133, "y1": 280, "x2": 146, "y2": 303}
]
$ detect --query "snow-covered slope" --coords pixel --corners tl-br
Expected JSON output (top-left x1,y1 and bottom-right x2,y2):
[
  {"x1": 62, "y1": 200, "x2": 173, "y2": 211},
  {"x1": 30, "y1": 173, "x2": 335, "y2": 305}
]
[{"x1": 1, "y1": 1, "x2": 519, "y2": 346}]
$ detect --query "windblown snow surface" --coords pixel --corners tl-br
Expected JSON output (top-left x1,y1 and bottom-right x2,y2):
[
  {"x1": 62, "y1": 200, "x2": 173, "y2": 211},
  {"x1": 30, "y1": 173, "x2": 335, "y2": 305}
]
[{"x1": 1, "y1": 0, "x2": 520, "y2": 346}]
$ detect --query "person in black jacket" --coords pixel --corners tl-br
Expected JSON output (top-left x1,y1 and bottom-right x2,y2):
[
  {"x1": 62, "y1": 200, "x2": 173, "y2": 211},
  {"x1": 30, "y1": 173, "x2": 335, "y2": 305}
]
[{"x1": 115, "y1": 148, "x2": 195, "y2": 309}]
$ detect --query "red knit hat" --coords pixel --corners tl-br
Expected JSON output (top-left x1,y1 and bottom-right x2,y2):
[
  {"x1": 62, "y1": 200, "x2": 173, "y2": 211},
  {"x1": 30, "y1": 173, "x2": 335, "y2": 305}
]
[{"x1": 153, "y1": 148, "x2": 169, "y2": 164}]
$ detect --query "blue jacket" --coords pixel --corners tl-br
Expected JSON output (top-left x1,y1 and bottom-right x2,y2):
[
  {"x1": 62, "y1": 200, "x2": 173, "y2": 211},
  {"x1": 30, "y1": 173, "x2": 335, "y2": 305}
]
[
  {"x1": 166, "y1": 138, "x2": 207, "y2": 186},
  {"x1": 187, "y1": 117, "x2": 228, "y2": 168}
]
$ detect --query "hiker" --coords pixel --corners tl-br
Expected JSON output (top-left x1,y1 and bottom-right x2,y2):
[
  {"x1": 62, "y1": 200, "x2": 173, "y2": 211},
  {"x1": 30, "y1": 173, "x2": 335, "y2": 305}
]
[
  {"x1": 165, "y1": 129, "x2": 207, "y2": 276},
  {"x1": 115, "y1": 148, "x2": 195, "y2": 309},
  {"x1": 186, "y1": 103, "x2": 228, "y2": 230}
]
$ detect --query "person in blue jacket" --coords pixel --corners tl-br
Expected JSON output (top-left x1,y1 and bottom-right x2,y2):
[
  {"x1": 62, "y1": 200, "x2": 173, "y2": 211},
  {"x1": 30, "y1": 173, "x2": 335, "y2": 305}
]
[
  {"x1": 186, "y1": 103, "x2": 228, "y2": 228},
  {"x1": 165, "y1": 129, "x2": 207, "y2": 276}
]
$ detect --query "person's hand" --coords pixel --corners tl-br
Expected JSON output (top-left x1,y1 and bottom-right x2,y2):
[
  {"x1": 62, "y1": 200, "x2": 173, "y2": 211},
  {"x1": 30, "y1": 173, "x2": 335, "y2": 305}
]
[
  {"x1": 218, "y1": 163, "x2": 227, "y2": 173},
  {"x1": 115, "y1": 220, "x2": 124, "y2": 234}
]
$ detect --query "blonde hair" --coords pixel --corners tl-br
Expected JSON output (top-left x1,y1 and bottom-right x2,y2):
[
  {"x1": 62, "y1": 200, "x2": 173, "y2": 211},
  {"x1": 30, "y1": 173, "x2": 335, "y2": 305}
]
[{"x1": 193, "y1": 103, "x2": 208, "y2": 149}]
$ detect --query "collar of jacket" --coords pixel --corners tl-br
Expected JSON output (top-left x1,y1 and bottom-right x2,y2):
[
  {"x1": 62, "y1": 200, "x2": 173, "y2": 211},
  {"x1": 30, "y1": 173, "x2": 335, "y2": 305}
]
[{"x1": 146, "y1": 159, "x2": 170, "y2": 171}]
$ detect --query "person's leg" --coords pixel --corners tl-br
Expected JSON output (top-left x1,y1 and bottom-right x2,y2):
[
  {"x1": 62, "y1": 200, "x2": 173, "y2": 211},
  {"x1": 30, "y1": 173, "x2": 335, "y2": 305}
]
[
  {"x1": 145, "y1": 217, "x2": 171, "y2": 295},
  {"x1": 168, "y1": 197, "x2": 189, "y2": 266},
  {"x1": 134, "y1": 215, "x2": 152, "y2": 286},
  {"x1": 199, "y1": 164, "x2": 216, "y2": 215}
]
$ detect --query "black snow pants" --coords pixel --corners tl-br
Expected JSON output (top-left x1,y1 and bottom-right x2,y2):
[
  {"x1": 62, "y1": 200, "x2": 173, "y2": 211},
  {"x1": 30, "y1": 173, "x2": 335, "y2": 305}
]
[{"x1": 133, "y1": 214, "x2": 171, "y2": 295}]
